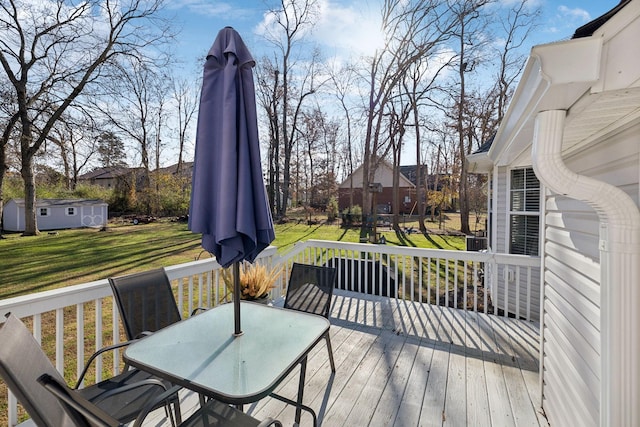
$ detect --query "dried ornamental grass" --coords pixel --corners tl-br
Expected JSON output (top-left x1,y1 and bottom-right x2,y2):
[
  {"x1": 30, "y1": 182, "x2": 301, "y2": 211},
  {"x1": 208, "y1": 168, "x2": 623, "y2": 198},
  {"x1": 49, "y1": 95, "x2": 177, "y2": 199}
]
[{"x1": 222, "y1": 262, "x2": 282, "y2": 300}]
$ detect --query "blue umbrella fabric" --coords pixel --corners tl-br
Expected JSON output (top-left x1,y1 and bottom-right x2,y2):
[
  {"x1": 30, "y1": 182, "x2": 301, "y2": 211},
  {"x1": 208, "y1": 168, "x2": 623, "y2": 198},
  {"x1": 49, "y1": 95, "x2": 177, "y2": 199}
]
[{"x1": 189, "y1": 27, "x2": 275, "y2": 269}]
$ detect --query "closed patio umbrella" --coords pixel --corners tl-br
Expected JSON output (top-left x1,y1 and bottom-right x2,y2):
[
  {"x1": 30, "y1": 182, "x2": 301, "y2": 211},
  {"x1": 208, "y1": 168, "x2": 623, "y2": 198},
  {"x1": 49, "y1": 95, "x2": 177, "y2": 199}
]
[{"x1": 189, "y1": 27, "x2": 275, "y2": 336}]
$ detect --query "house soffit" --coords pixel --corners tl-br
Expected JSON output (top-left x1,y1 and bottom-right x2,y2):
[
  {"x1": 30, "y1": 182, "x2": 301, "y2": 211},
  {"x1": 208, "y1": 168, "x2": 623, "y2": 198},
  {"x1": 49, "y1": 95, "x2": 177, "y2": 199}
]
[
  {"x1": 489, "y1": 1, "x2": 640, "y2": 168},
  {"x1": 562, "y1": 86, "x2": 640, "y2": 156}
]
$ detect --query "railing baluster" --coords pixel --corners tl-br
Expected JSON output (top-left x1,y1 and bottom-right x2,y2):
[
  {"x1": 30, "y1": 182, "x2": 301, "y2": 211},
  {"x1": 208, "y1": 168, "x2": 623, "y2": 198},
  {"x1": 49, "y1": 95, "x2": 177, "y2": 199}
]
[
  {"x1": 8, "y1": 390, "x2": 17, "y2": 426},
  {"x1": 95, "y1": 300, "x2": 103, "y2": 383},
  {"x1": 112, "y1": 298, "x2": 120, "y2": 375},
  {"x1": 55, "y1": 308, "x2": 64, "y2": 374},
  {"x1": 187, "y1": 277, "x2": 194, "y2": 316},
  {"x1": 77, "y1": 304, "x2": 84, "y2": 380},
  {"x1": 453, "y1": 259, "x2": 458, "y2": 310},
  {"x1": 436, "y1": 258, "x2": 440, "y2": 307},
  {"x1": 484, "y1": 260, "x2": 489, "y2": 315},
  {"x1": 473, "y1": 262, "x2": 478, "y2": 313},
  {"x1": 445, "y1": 260, "x2": 450, "y2": 309},
  {"x1": 427, "y1": 257, "x2": 432, "y2": 305},
  {"x1": 515, "y1": 265, "x2": 521, "y2": 320},
  {"x1": 527, "y1": 267, "x2": 532, "y2": 321},
  {"x1": 504, "y1": 266, "x2": 509, "y2": 318}
]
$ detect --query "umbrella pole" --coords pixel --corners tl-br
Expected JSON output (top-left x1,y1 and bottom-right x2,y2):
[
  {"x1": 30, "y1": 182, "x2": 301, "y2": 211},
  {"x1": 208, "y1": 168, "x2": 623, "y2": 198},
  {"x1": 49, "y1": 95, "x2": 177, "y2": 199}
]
[{"x1": 233, "y1": 261, "x2": 243, "y2": 336}]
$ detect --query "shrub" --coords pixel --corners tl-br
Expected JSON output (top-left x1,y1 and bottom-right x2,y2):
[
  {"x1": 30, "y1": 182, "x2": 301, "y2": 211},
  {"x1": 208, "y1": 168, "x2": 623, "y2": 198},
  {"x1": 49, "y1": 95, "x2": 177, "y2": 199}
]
[{"x1": 327, "y1": 197, "x2": 339, "y2": 222}]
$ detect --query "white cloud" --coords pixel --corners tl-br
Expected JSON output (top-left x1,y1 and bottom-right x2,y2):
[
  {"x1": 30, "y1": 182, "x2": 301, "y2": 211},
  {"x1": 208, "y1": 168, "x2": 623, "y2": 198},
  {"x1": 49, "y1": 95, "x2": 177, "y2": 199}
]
[
  {"x1": 168, "y1": 0, "x2": 251, "y2": 20},
  {"x1": 312, "y1": 0, "x2": 384, "y2": 58},
  {"x1": 254, "y1": 0, "x2": 384, "y2": 60},
  {"x1": 557, "y1": 5, "x2": 591, "y2": 22}
]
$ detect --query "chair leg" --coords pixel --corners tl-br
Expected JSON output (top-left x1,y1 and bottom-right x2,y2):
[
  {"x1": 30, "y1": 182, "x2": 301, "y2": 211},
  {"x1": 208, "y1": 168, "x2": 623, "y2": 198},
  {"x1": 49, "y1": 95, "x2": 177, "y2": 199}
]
[
  {"x1": 324, "y1": 333, "x2": 335, "y2": 373},
  {"x1": 174, "y1": 398, "x2": 182, "y2": 425}
]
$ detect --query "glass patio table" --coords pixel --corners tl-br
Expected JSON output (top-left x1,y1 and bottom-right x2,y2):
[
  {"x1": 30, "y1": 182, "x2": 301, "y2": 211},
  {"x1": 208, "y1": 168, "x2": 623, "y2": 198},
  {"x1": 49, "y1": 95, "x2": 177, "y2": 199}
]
[{"x1": 124, "y1": 301, "x2": 330, "y2": 426}]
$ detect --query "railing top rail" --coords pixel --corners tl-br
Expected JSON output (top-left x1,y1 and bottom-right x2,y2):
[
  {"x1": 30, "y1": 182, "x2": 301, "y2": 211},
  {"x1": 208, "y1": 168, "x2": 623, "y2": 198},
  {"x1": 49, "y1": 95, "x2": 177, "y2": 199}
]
[
  {"x1": 0, "y1": 279, "x2": 111, "y2": 322},
  {"x1": 0, "y1": 246, "x2": 280, "y2": 323},
  {"x1": 286, "y1": 239, "x2": 539, "y2": 265}
]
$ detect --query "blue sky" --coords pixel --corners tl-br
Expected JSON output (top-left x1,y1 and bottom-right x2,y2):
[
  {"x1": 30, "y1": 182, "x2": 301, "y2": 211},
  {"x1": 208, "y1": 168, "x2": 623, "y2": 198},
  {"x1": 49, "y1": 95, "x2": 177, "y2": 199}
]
[
  {"x1": 156, "y1": 0, "x2": 617, "y2": 167},
  {"x1": 165, "y1": 0, "x2": 617, "y2": 73}
]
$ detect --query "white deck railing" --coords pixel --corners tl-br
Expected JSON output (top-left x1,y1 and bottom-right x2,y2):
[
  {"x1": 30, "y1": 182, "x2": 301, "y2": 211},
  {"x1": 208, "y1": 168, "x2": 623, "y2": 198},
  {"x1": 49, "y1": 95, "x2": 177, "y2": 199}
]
[
  {"x1": 0, "y1": 240, "x2": 540, "y2": 426},
  {"x1": 281, "y1": 240, "x2": 541, "y2": 321}
]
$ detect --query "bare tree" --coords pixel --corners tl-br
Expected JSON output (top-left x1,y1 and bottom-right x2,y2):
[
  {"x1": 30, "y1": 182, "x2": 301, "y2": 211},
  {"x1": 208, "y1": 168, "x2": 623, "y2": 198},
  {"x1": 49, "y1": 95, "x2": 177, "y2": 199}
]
[
  {"x1": 401, "y1": 52, "x2": 453, "y2": 233},
  {"x1": 262, "y1": 0, "x2": 322, "y2": 218},
  {"x1": 494, "y1": 0, "x2": 540, "y2": 123},
  {"x1": 95, "y1": 56, "x2": 172, "y2": 213},
  {"x1": 256, "y1": 56, "x2": 282, "y2": 214},
  {"x1": 0, "y1": 85, "x2": 18, "y2": 237},
  {"x1": 0, "y1": 0, "x2": 172, "y2": 235},
  {"x1": 447, "y1": 0, "x2": 492, "y2": 235},
  {"x1": 444, "y1": 0, "x2": 539, "y2": 234},
  {"x1": 360, "y1": 0, "x2": 456, "y2": 234},
  {"x1": 171, "y1": 77, "x2": 199, "y2": 174},
  {"x1": 45, "y1": 112, "x2": 97, "y2": 190},
  {"x1": 388, "y1": 90, "x2": 411, "y2": 228},
  {"x1": 327, "y1": 61, "x2": 360, "y2": 211}
]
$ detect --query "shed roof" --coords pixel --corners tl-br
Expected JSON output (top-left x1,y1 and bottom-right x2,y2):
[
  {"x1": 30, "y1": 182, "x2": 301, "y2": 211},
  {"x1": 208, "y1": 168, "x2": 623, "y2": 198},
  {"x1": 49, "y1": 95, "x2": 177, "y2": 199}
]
[{"x1": 8, "y1": 198, "x2": 107, "y2": 207}]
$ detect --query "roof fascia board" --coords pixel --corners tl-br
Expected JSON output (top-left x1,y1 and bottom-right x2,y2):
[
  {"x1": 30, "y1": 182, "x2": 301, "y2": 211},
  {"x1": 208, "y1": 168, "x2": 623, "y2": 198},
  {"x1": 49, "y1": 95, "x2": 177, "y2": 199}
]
[{"x1": 487, "y1": 36, "x2": 602, "y2": 167}]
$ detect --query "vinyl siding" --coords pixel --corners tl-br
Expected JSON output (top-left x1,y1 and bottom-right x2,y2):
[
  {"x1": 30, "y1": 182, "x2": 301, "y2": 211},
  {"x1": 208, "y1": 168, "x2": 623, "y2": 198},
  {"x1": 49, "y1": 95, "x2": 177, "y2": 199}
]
[
  {"x1": 542, "y1": 122, "x2": 640, "y2": 427},
  {"x1": 495, "y1": 167, "x2": 508, "y2": 253},
  {"x1": 490, "y1": 166, "x2": 541, "y2": 321},
  {"x1": 2, "y1": 200, "x2": 107, "y2": 232}
]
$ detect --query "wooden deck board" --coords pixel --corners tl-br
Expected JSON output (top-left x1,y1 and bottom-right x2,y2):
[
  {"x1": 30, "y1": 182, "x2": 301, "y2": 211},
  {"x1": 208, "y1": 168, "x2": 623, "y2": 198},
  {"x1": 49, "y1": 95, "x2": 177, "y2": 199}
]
[
  {"x1": 141, "y1": 290, "x2": 548, "y2": 427},
  {"x1": 368, "y1": 336, "x2": 421, "y2": 426}
]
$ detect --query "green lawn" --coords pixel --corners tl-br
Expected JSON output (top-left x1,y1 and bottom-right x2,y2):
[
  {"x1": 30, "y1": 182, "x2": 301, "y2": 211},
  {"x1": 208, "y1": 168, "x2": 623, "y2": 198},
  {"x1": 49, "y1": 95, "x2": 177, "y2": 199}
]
[{"x1": 0, "y1": 219, "x2": 465, "y2": 299}]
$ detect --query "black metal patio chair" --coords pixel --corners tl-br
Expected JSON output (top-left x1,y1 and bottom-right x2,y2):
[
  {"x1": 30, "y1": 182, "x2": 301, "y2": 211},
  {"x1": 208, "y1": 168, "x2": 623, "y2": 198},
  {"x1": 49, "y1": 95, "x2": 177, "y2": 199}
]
[
  {"x1": 109, "y1": 268, "x2": 206, "y2": 340},
  {"x1": 283, "y1": 263, "x2": 338, "y2": 372},
  {"x1": 109, "y1": 268, "x2": 208, "y2": 407},
  {"x1": 39, "y1": 373, "x2": 284, "y2": 427},
  {"x1": 0, "y1": 312, "x2": 180, "y2": 427}
]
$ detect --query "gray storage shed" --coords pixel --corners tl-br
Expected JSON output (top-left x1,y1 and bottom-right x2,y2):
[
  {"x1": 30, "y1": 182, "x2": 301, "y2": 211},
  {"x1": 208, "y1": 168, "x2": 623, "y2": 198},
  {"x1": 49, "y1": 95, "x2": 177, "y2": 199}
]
[{"x1": 2, "y1": 199, "x2": 108, "y2": 232}]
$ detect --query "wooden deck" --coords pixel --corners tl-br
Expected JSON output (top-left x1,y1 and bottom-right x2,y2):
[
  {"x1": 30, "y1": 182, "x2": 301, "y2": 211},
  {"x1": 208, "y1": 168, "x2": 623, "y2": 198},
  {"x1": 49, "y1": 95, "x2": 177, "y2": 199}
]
[{"x1": 146, "y1": 290, "x2": 548, "y2": 426}]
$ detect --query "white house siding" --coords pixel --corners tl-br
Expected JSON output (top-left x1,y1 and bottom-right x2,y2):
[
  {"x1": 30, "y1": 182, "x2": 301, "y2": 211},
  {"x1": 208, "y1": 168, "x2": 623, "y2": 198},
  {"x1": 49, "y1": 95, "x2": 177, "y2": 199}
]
[
  {"x1": 489, "y1": 166, "x2": 541, "y2": 321},
  {"x1": 495, "y1": 167, "x2": 508, "y2": 253},
  {"x1": 541, "y1": 122, "x2": 640, "y2": 427}
]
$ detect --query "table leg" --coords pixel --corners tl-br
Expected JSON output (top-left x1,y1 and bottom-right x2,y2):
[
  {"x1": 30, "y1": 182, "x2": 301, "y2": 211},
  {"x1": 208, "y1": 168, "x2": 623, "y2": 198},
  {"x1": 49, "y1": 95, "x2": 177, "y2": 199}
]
[
  {"x1": 295, "y1": 357, "x2": 307, "y2": 425},
  {"x1": 270, "y1": 356, "x2": 317, "y2": 426}
]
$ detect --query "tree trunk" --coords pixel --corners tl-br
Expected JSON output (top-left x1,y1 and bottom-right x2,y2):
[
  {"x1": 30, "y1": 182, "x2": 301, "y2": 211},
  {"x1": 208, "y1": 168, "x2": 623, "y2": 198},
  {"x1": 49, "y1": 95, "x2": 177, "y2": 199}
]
[
  {"x1": 21, "y1": 154, "x2": 39, "y2": 236},
  {"x1": 414, "y1": 102, "x2": 427, "y2": 234},
  {"x1": 0, "y1": 143, "x2": 6, "y2": 238},
  {"x1": 457, "y1": 11, "x2": 471, "y2": 235}
]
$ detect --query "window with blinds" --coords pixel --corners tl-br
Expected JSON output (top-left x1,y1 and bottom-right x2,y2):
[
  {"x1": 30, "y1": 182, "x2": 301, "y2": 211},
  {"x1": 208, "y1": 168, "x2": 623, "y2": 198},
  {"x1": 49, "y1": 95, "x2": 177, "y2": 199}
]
[{"x1": 509, "y1": 168, "x2": 540, "y2": 255}]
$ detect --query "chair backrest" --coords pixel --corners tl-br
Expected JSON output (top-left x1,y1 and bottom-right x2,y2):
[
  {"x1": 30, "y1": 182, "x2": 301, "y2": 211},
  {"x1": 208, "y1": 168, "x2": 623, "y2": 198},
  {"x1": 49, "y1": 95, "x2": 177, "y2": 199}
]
[
  {"x1": 109, "y1": 268, "x2": 182, "y2": 340},
  {"x1": 0, "y1": 313, "x2": 86, "y2": 427},
  {"x1": 38, "y1": 373, "x2": 121, "y2": 427},
  {"x1": 283, "y1": 263, "x2": 337, "y2": 318}
]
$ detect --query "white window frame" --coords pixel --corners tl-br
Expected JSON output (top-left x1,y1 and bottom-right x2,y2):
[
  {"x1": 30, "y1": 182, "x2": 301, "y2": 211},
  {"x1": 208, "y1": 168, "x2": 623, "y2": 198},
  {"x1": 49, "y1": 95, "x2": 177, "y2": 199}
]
[
  {"x1": 66, "y1": 207, "x2": 76, "y2": 216},
  {"x1": 38, "y1": 207, "x2": 49, "y2": 217},
  {"x1": 508, "y1": 167, "x2": 540, "y2": 256}
]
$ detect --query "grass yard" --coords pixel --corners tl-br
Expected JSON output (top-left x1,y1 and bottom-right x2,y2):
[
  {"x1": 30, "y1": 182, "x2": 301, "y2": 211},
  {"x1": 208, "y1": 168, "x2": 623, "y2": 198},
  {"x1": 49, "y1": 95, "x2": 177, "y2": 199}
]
[{"x1": 0, "y1": 213, "x2": 475, "y2": 299}]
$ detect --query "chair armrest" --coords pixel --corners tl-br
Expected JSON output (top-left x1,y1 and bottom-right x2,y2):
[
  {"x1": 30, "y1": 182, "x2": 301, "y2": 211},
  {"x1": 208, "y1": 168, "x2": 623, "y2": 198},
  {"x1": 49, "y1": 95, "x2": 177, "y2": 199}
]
[
  {"x1": 256, "y1": 418, "x2": 283, "y2": 427},
  {"x1": 38, "y1": 374, "x2": 122, "y2": 427},
  {"x1": 90, "y1": 378, "x2": 168, "y2": 404},
  {"x1": 191, "y1": 307, "x2": 208, "y2": 316},
  {"x1": 75, "y1": 339, "x2": 139, "y2": 388},
  {"x1": 131, "y1": 385, "x2": 183, "y2": 427},
  {"x1": 134, "y1": 331, "x2": 154, "y2": 339}
]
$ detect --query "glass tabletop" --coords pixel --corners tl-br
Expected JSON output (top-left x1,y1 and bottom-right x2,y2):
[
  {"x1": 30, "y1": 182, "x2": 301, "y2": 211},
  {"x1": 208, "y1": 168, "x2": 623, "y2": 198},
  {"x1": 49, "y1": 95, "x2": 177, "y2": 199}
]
[{"x1": 124, "y1": 302, "x2": 330, "y2": 403}]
